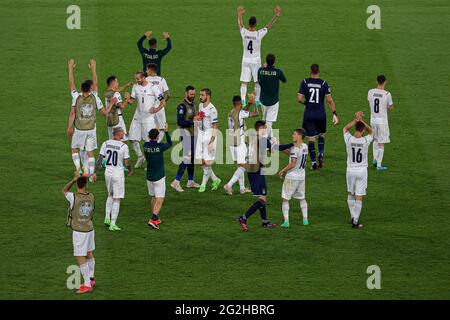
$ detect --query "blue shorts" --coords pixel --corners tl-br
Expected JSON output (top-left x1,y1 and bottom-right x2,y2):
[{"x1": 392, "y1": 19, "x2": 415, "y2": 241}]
[
  {"x1": 302, "y1": 113, "x2": 327, "y2": 137},
  {"x1": 247, "y1": 172, "x2": 267, "y2": 196}
]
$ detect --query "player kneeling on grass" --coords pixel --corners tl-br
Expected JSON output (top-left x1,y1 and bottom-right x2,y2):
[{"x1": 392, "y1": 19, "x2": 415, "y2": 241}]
[
  {"x1": 224, "y1": 94, "x2": 258, "y2": 195},
  {"x1": 343, "y1": 112, "x2": 373, "y2": 229},
  {"x1": 96, "y1": 127, "x2": 133, "y2": 231},
  {"x1": 238, "y1": 120, "x2": 293, "y2": 232},
  {"x1": 144, "y1": 125, "x2": 172, "y2": 229},
  {"x1": 63, "y1": 172, "x2": 96, "y2": 294},
  {"x1": 278, "y1": 128, "x2": 309, "y2": 228}
]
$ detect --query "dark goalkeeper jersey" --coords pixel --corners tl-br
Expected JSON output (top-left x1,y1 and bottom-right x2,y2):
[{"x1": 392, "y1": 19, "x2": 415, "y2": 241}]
[{"x1": 144, "y1": 132, "x2": 172, "y2": 181}]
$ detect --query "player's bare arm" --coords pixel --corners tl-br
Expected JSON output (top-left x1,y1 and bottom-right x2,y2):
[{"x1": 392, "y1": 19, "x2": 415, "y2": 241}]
[
  {"x1": 237, "y1": 6, "x2": 245, "y2": 29},
  {"x1": 162, "y1": 32, "x2": 170, "y2": 40},
  {"x1": 279, "y1": 157, "x2": 297, "y2": 179},
  {"x1": 163, "y1": 90, "x2": 171, "y2": 102},
  {"x1": 67, "y1": 106, "x2": 76, "y2": 138},
  {"x1": 100, "y1": 97, "x2": 118, "y2": 116},
  {"x1": 62, "y1": 171, "x2": 80, "y2": 193},
  {"x1": 208, "y1": 123, "x2": 219, "y2": 152},
  {"x1": 88, "y1": 59, "x2": 98, "y2": 92},
  {"x1": 326, "y1": 95, "x2": 339, "y2": 125},
  {"x1": 68, "y1": 59, "x2": 76, "y2": 92},
  {"x1": 266, "y1": 5, "x2": 281, "y2": 30},
  {"x1": 297, "y1": 93, "x2": 305, "y2": 105},
  {"x1": 125, "y1": 159, "x2": 133, "y2": 177},
  {"x1": 343, "y1": 118, "x2": 358, "y2": 133},
  {"x1": 150, "y1": 98, "x2": 166, "y2": 114},
  {"x1": 116, "y1": 82, "x2": 133, "y2": 93}
]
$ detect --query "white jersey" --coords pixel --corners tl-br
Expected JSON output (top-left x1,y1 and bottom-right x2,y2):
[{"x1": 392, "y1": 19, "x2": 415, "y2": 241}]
[
  {"x1": 99, "y1": 139, "x2": 130, "y2": 175},
  {"x1": 131, "y1": 82, "x2": 163, "y2": 122},
  {"x1": 240, "y1": 27, "x2": 268, "y2": 63},
  {"x1": 368, "y1": 88, "x2": 393, "y2": 125},
  {"x1": 228, "y1": 109, "x2": 249, "y2": 144},
  {"x1": 145, "y1": 76, "x2": 169, "y2": 94},
  {"x1": 344, "y1": 131, "x2": 373, "y2": 170},
  {"x1": 105, "y1": 91, "x2": 123, "y2": 116},
  {"x1": 286, "y1": 144, "x2": 308, "y2": 180},
  {"x1": 199, "y1": 102, "x2": 218, "y2": 131}
]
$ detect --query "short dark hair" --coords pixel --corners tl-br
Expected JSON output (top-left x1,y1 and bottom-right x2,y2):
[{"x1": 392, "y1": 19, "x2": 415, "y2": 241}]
[
  {"x1": 149, "y1": 38, "x2": 157, "y2": 47},
  {"x1": 232, "y1": 95, "x2": 241, "y2": 105},
  {"x1": 295, "y1": 128, "x2": 306, "y2": 138},
  {"x1": 311, "y1": 64, "x2": 320, "y2": 75},
  {"x1": 148, "y1": 128, "x2": 160, "y2": 140},
  {"x1": 135, "y1": 71, "x2": 146, "y2": 78},
  {"x1": 201, "y1": 88, "x2": 211, "y2": 97},
  {"x1": 106, "y1": 75, "x2": 117, "y2": 86},
  {"x1": 254, "y1": 120, "x2": 266, "y2": 131},
  {"x1": 266, "y1": 53, "x2": 276, "y2": 66},
  {"x1": 377, "y1": 75, "x2": 386, "y2": 84},
  {"x1": 355, "y1": 121, "x2": 365, "y2": 132},
  {"x1": 77, "y1": 176, "x2": 88, "y2": 189},
  {"x1": 146, "y1": 63, "x2": 157, "y2": 72},
  {"x1": 185, "y1": 85, "x2": 195, "y2": 92},
  {"x1": 249, "y1": 16, "x2": 257, "y2": 27},
  {"x1": 81, "y1": 81, "x2": 91, "y2": 93}
]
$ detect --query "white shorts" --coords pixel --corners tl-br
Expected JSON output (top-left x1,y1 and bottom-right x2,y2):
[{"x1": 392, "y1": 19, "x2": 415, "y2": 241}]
[
  {"x1": 229, "y1": 143, "x2": 247, "y2": 164},
  {"x1": 195, "y1": 130, "x2": 217, "y2": 161},
  {"x1": 129, "y1": 118, "x2": 156, "y2": 142},
  {"x1": 371, "y1": 122, "x2": 390, "y2": 144},
  {"x1": 108, "y1": 117, "x2": 128, "y2": 141},
  {"x1": 71, "y1": 128, "x2": 97, "y2": 151},
  {"x1": 240, "y1": 61, "x2": 261, "y2": 82},
  {"x1": 147, "y1": 177, "x2": 166, "y2": 198},
  {"x1": 262, "y1": 102, "x2": 280, "y2": 122},
  {"x1": 105, "y1": 172, "x2": 125, "y2": 199},
  {"x1": 346, "y1": 168, "x2": 368, "y2": 196},
  {"x1": 73, "y1": 230, "x2": 95, "y2": 256},
  {"x1": 154, "y1": 109, "x2": 166, "y2": 129},
  {"x1": 282, "y1": 177, "x2": 305, "y2": 200}
]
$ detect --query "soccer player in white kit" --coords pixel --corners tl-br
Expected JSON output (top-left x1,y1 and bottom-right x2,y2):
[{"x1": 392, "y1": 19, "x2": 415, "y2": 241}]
[
  {"x1": 237, "y1": 5, "x2": 281, "y2": 106},
  {"x1": 104, "y1": 76, "x2": 132, "y2": 141},
  {"x1": 96, "y1": 127, "x2": 133, "y2": 231},
  {"x1": 343, "y1": 112, "x2": 374, "y2": 229},
  {"x1": 278, "y1": 128, "x2": 309, "y2": 228},
  {"x1": 127, "y1": 71, "x2": 166, "y2": 168},
  {"x1": 145, "y1": 63, "x2": 170, "y2": 142},
  {"x1": 368, "y1": 75, "x2": 394, "y2": 171},
  {"x1": 224, "y1": 94, "x2": 258, "y2": 195},
  {"x1": 195, "y1": 88, "x2": 221, "y2": 193}
]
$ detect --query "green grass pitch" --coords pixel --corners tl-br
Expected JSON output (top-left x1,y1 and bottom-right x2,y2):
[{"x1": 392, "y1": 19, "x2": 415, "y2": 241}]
[{"x1": 0, "y1": 0, "x2": 449, "y2": 299}]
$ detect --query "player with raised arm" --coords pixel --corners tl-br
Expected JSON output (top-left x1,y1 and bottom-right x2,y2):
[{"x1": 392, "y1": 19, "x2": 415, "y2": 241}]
[
  {"x1": 171, "y1": 85, "x2": 200, "y2": 192},
  {"x1": 144, "y1": 125, "x2": 173, "y2": 229},
  {"x1": 137, "y1": 31, "x2": 172, "y2": 75},
  {"x1": 237, "y1": 5, "x2": 281, "y2": 106},
  {"x1": 343, "y1": 112, "x2": 373, "y2": 229},
  {"x1": 368, "y1": 75, "x2": 394, "y2": 170},
  {"x1": 224, "y1": 94, "x2": 258, "y2": 195},
  {"x1": 238, "y1": 120, "x2": 293, "y2": 232},
  {"x1": 297, "y1": 64, "x2": 339, "y2": 170},
  {"x1": 67, "y1": 59, "x2": 116, "y2": 182},
  {"x1": 258, "y1": 53, "x2": 287, "y2": 138},
  {"x1": 278, "y1": 128, "x2": 309, "y2": 228},
  {"x1": 95, "y1": 127, "x2": 133, "y2": 231},
  {"x1": 104, "y1": 76, "x2": 132, "y2": 141},
  {"x1": 62, "y1": 172, "x2": 96, "y2": 294},
  {"x1": 127, "y1": 71, "x2": 166, "y2": 168},
  {"x1": 195, "y1": 88, "x2": 221, "y2": 193},
  {"x1": 146, "y1": 63, "x2": 170, "y2": 142}
]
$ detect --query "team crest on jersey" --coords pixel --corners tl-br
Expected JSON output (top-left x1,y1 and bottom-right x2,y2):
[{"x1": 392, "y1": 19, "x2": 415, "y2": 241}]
[
  {"x1": 80, "y1": 104, "x2": 94, "y2": 118},
  {"x1": 79, "y1": 201, "x2": 93, "y2": 217}
]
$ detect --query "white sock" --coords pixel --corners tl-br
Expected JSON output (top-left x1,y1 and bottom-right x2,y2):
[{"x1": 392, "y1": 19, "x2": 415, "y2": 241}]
[
  {"x1": 347, "y1": 195, "x2": 355, "y2": 219},
  {"x1": 79, "y1": 263, "x2": 91, "y2": 287},
  {"x1": 80, "y1": 150, "x2": 89, "y2": 172},
  {"x1": 229, "y1": 167, "x2": 244, "y2": 187},
  {"x1": 265, "y1": 121, "x2": 273, "y2": 138},
  {"x1": 72, "y1": 153, "x2": 80, "y2": 170},
  {"x1": 282, "y1": 201, "x2": 289, "y2": 222},
  {"x1": 373, "y1": 141, "x2": 379, "y2": 162},
  {"x1": 238, "y1": 167, "x2": 246, "y2": 190},
  {"x1": 377, "y1": 147, "x2": 384, "y2": 167},
  {"x1": 240, "y1": 84, "x2": 247, "y2": 101},
  {"x1": 354, "y1": 200, "x2": 362, "y2": 224},
  {"x1": 254, "y1": 82, "x2": 261, "y2": 101},
  {"x1": 300, "y1": 199, "x2": 308, "y2": 220},
  {"x1": 87, "y1": 258, "x2": 95, "y2": 279},
  {"x1": 105, "y1": 196, "x2": 113, "y2": 220},
  {"x1": 132, "y1": 141, "x2": 143, "y2": 158},
  {"x1": 88, "y1": 157, "x2": 95, "y2": 175},
  {"x1": 201, "y1": 165, "x2": 211, "y2": 186},
  {"x1": 210, "y1": 168, "x2": 218, "y2": 181},
  {"x1": 111, "y1": 199, "x2": 120, "y2": 225}
]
